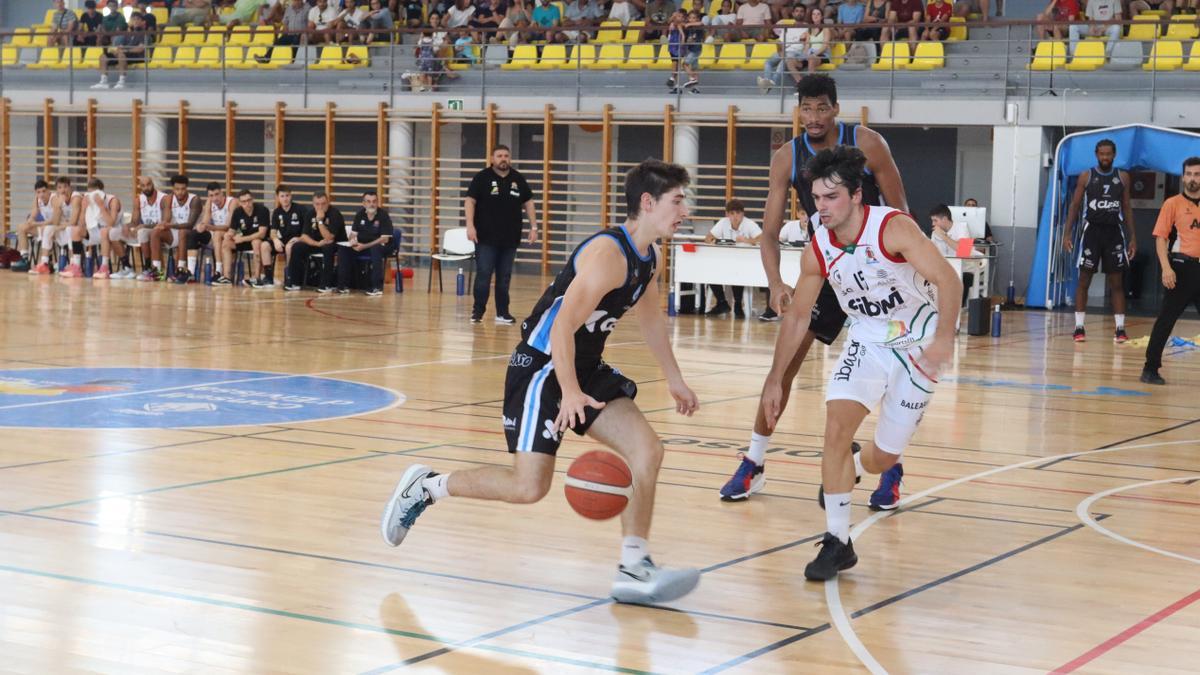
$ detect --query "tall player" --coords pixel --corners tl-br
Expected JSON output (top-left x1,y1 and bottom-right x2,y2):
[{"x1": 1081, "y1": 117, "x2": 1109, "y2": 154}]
[
  {"x1": 380, "y1": 159, "x2": 702, "y2": 605},
  {"x1": 131, "y1": 176, "x2": 170, "y2": 281},
  {"x1": 36, "y1": 177, "x2": 83, "y2": 275},
  {"x1": 1062, "y1": 139, "x2": 1137, "y2": 343},
  {"x1": 164, "y1": 175, "x2": 203, "y2": 283},
  {"x1": 718, "y1": 74, "x2": 910, "y2": 506},
  {"x1": 763, "y1": 147, "x2": 960, "y2": 580},
  {"x1": 67, "y1": 178, "x2": 121, "y2": 279},
  {"x1": 194, "y1": 182, "x2": 234, "y2": 282}
]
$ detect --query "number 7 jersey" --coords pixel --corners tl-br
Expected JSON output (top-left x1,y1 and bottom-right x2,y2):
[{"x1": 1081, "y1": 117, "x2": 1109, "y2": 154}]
[{"x1": 811, "y1": 205, "x2": 939, "y2": 349}]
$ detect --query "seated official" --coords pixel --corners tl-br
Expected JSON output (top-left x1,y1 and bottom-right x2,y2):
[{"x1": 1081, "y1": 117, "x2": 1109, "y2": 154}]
[
  {"x1": 336, "y1": 190, "x2": 395, "y2": 297},
  {"x1": 930, "y1": 203, "x2": 976, "y2": 305},
  {"x1": 285, "y1": 191, "x2": 343, "y2": 292},
  {"x1": 704, "y1": 199, "x2": 763, "y2": 319}
]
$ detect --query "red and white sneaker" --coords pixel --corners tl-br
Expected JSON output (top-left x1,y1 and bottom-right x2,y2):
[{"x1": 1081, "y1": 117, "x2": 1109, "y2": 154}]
[
  {"x1": 93, "y1": 264, "x2": 111, "y2": 279},
  {"x1": 1073, "y1": 327, "x2": 1086, "y2": 342},
  {"x1": 1114, "y1": 328, "x2": 1129, "y2": 344},
  {"x1": 59, "y1": 264, "x2": 83, "y2": 278},
  {"x1": 34, "y1": 262, "x2": 51, "y2": 275}
]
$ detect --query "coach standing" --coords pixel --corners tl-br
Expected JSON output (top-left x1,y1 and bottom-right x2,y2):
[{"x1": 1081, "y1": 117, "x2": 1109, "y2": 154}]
[
  {"x1": 1141, "y1": 157, "x2": 1200, "y2": 386},
  {"x1": 465, "y1": 145, "x2": 539, "y2": 325}
]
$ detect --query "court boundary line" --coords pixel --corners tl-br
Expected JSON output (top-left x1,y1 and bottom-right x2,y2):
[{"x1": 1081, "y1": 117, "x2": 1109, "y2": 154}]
[
  {"x1": 1050, "y1": 587, "x2": 1200, "y2": 674},
  {"x1": 1076, "y1": 475, "x2": 1200, "y2": 566}
]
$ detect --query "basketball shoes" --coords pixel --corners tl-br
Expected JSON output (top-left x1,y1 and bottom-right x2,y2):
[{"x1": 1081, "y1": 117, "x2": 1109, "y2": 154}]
[
  {"x1": 869, "y1": 463, "x2": 904, "y2": 511},
  {"x1": 718, "y1": 453, "x2": 765, "y2": 502},
  {"x1": 804, "y1": 533, "x2": 858, "y2": 581},
  {"x1": 381, "y1": 464, "x2": 437, "y2": 546},
  {"x1": 611, "y1": 557, "x2": 700, "y2": 605}
]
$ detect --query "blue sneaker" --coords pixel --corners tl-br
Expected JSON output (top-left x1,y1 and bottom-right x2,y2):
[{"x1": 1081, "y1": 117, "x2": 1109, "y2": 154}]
[
  {"x1": 869, "y1": 463, "x2": 903, "y2": 511},
  {"x1": 381, "y1": 464, "x2": 436, "y2": 546},
  {"x1": 718, "y1": 453, "x2": 765, "y2": 502}
]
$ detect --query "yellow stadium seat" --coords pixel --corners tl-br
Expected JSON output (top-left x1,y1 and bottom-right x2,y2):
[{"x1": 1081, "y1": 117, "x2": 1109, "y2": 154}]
[
  {"x1": 707, "y1": 0, "x2": 724, "y2": 17},
  {"x1": 205, "y1": 31, "x2": 226, "y2": 46},
  {"x1": 222, "y1": 45, "x2": 247, "y2": 68},
  {"x1": 1125, "y1": 15, "x2": 1160, "y2": 40},
  {"x1": 29, "y1": 30, "x2": 50, "y2": 47},
  {"x1": 79, "y1": 47, "x2": 103, "y2": 68},
  {"x1": 26, "y1": 47, "x2": 63, "y2": 70},
  {"x1": 195, "y1": 46, "x2": 222, "y2": 68},
  {"x1": 1165, "y1": 16, "x2": 1199, "y2": 40},
  {"x1": 872, "y1": 41, "x2": 910, "y2": 70},
  {"x1": 228, "y1": 26, "x2": 254, "y2": 45},
  {"x1": 1065, "y1": 39, "x2": 1105, "y2": 70},
  {"x1": 182, "y1": 29, "x2": 207, "y2": 45},
  {"x1": 744, "y1": 41, "x2": 776, "y2": 70},
  {"x1": 818, "y1": 42, "x2": 848, "y2": 71},
  {"x1": 10, "y1": 29, "x2": 34, "y2": 47},
  {"x1": 1, "y1": 45, "x2": 18, "y2": 67},
  {"x1": 42, "y1": 9, "x2": 59, "y2": 25},
  {"x1": 531, "y1": 43, "x2": 567, "y2": 69},
  {"x1": 448, "y1": 46, "x2": 477, "y2": 70},
  {"x1": 681, "y1": 0, "x2": 694, "y2": 10},
  {"x1": 561, "y1": 43, "x2": 597, "y2": 69},
  {"x1": 595, "y1": 21, "x2": 624, "y2": 43},
  {"x1": 698, "y1": 42, "x2": 717, "y2": 68},
  {"x1": 309, "y1": 45, "x2": 343, "y2": 69},
  {"x1": 259, "y1": 45, "x2": 293, "y2": 69},
  {"x1": 230, "y1": 45, "x2": 265, "y2": 68},
  {"x1": 623, "y1": 42, "x2": 657, "y2": 69},
  {"x1": 252, "y1": 28, "x2": 277, "y2": 45},
  {"x1": 1185, "y1": 40, "x2": 1200, "y2": 71},
  {"x1": 650, "y1": 43, "x2": 673, "y2": 70},
  {"x1": 623, "y1": 20, "x2": 645, "y2": 43},
  {"x1": 502, "y1": 43, "x2": 538, "y2": 69},
  {"x1": 165, "y1": 45, "x2": 199, "y2": 68},
  {"x1": 148, "y1": 46, "x2": 174, "y2": 68},
  {"x1": 160, "y1": 27, "x2": 184, "y2": 46},
  {"x1": 1027, "y1": 40, "x2": 1065, "y2": 70},
  {"x1": 1143, "y1": 39, "x2": 1183, "y2": 70},
  {"x1": 589, "y1": 43, "x2": 625, "y2": 69},
  {"x1": 1137, "y1": 9, "x2": 1166, "y2": 15},
  {"x1": 152, "y1": 7, "x2": 168, "y2": 24},
  {"x1": 948, "y1": 16, "x2": 967, "y2": 41},
  {"x1": 709, "y1": 42, "x2": 747, "y2": 69},
  {"x1": 906, "y1": 41, "x2": 944, "y2": 70},
  {"x1": 776, "y1": 18, "x2": 795, "y2": 26}
]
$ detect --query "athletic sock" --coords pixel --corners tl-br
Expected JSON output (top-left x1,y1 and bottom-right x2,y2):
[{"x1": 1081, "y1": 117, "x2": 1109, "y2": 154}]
[
  {"x1": 620, "y1": 536, "x2": 649, "y2": 568},
  {"x1": 70, "y1": 254, "x2": 81, "y2": 266},
  {"x1": 152, "y1": 259, "x2": 161, "y2": 270},
  {"x1": 747, "y1": 431, "x2": 770, "y2": 465},
  {"x1": 71, "y1": 242, "x2": 83, "y2": 256},
  {"x1": 825, "y1": 492, "x2": 852, "y2": 544},
  {"x1": 421, "y1": 473, "x2": 450, "y2": 501},
  {"x1": 216, "y1": 262, "x2": 224, "y2": 274},
  {"x1": 1115, "y1": 314, "x2": 1125, "y2": 330},
  {"x1": 39, "y1": 256, "x2": 49, "y2": 264},
  {"x1": 1075, "y1": 312, "x2": 1085, "y2": 329},
  {"x1": 853, "y1": 449, "x2": 865, "y2": 478}
]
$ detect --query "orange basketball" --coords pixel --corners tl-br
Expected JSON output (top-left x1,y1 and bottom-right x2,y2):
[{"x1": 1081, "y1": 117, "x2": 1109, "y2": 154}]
[{"x1": 564, "y1": 450, "x2": 633, "y2": 520}]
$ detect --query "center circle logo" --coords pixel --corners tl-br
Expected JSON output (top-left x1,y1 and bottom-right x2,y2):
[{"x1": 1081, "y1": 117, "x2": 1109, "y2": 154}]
[{"x1": 0, "y1": 368, "x2": 403, "y2": 429}]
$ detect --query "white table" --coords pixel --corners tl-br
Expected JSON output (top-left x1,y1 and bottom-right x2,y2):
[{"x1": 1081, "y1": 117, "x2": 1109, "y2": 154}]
[
  {"x1": 949, "y1": 256, "x2": 990, "y2": 300},
  {"x1": 671, "y1": 241, "x2": 806, "y2": 313}
]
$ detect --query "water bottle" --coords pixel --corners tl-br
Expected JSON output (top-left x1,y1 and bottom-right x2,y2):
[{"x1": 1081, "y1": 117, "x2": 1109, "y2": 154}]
[
  {"x1": 204, "y1": 260, "x2": 213, "y2": 286},
  {"x1": 667, "y1": 290, "x2": 677, "y2": 317},
  {"x1": 84, "y1": 253, "x2": 93, "y2": 277},
  {"x1": 58, "y1": 253, "x2": 68, "y2": 272},
  {"x1": 1006, "y1": 281, "x2": 1015, "y2": 306},
  {"x1": 456, "y1": 267, "x2": 465, "y2": 296},
  {"x1": 990, "y1": 303, "x2": 1002, "y2": 337},
  {"x1": 394, "y1": 266, "x2": 402, "y2": 293}
]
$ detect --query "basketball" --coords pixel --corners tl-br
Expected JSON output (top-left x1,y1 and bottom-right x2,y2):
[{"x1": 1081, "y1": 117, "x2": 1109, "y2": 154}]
[{"x1": 564, "y1": 450, "x2": 634, "y2": 520}]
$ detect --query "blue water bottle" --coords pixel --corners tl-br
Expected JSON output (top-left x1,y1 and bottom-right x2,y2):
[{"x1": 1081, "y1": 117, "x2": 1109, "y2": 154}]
[
  {"x1": 84, "y1": 254, "x2": 93, "y2": 277},
  {"x1": 204, "y1": 260, "x2": 213, "y2": 286},
  {"x1": 668, "y1": 290, "x2": 676, "y2": 317},
  {"x1": 456, "y1": 267, "x2": 465, "y2": 296},
  {"x1": 990, "y1": 304, "x2": 1002, "y2": 337}
]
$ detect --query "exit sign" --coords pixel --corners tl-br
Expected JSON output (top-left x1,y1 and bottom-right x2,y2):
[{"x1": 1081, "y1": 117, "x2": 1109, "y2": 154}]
[{"x1": 446, "y1": 99, "x2": 465, "y2": 111}]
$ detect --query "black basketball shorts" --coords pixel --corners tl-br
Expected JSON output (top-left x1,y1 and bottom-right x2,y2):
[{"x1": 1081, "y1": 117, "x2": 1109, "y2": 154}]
[{"x1": 1079, "y1": 225, "x2": 1128, "y2": 273}]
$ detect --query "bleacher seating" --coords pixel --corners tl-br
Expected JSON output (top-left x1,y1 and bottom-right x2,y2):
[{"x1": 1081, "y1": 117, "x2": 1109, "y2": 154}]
[{"x1": 1065, "y1": 40, "x2": 1106, "y2": 71}]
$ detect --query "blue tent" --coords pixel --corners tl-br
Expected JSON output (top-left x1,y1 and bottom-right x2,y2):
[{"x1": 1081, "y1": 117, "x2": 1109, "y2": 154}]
[{"x1": 1027, "y1": 124, "x2": 1200, "y2": 309}]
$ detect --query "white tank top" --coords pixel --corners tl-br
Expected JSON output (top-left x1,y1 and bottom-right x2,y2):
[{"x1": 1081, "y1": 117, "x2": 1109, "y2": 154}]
[
  {"x1": 58, "y1": 191, "x2": 82, "y2": 226},
  {"x1": 36, "y1": 195, "x2": 54, "y2": 222},
  {"x1": 85, "y1": 191, "x2": 116, "y2": 229},
  {"x1": 139, "y1": 192, "x2": 164, "y2": 225},
  {"x1": 170, "y1": 193, "x2": 195, "y2": 226},
  {"x1": 209, "y1": 197, "x2": 231, "y2": 227},
  {"x1": 812, "y1": 205, "x2": 938, "y2": 349}
]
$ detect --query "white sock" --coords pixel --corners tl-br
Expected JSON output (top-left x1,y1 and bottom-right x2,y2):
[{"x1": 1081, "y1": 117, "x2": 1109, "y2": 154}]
[
  {"x1": 1115, "y1": 314, "x2": 1125, "y2": 329},
  {"x1": 1075, "y1": 312, "x2": 1085, "y2": 328},
  {"x1": 39, "y1": 255, "x2": 49, "y2": 264},
  {"x1": 216, "y1": 262, "x2": 224, "y2": 273},
  {"x1": 99, "y1": 256, "x2": 107, "y2": 267},
  {"x1": 747, "y1": 432, "x2": 770, "y2": 465},
  {"x1": 19, "y1": 248, "x2": 28, "y2": 256},
  {"x1": 187, "y1": 253, "x2": 197, "y2": 271},
  {"x1": 71, "y1": 254, "x2": 80, "y2": 265},
  {"x1": 422, "y1": 473, "x2": 450, "y2": 501},
  {"x1": 152, "y1": 260, "x2": 161, "y2": 270},
  {"x1": 825, "y1": 492, "x2": 852, "y2": 544},
  {"x1": 621, "y1": 536, "x2": 649, "y2": 568},
  {"x1": 853, "y1": 450, "x2": 865, "y2": 479}
]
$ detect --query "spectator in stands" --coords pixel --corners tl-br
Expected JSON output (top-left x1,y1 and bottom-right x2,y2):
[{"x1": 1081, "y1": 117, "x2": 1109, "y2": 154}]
[
  {"x1": 216, "y1": 0, "x2": 268, "y2": 29},
  {"x1": 1070, "y1": 0, "x2": 1121, "y2": 53},
  {"x1": 923, "y1": 0, "x2": 952, "y2": 39},
  {"x1": 49, "y1": 0, "x2": 78, "y2": 48},
  {"x1": 735, "y1": 0, "x2": 774, "y2": 41},
  {"x1": 168, "y1": 0, "x2": 212, "y2": 28},
  {"x1": 135, "y1": 0, "x2": 159, "y2": 34},
  {"x1": 308, "y1": 0, "x2": 343, "y2": 44},
  {"x1": 758, "y1": 4, "x2": 807, "y2": 92},
  {"x1": 501, "y1": 0, "x2": 533, "y2": 45},
  {"x1": 1128, "y1": 0, "x2": 1173, "y2": 18},
  {"x1": 644, "y1": 0, "x2": 674, "y2": 40},
  {"x1": 401, "y1": 0, "x2": 424, "y2": 29},
  {"x1": 76, "y1": 1, "x2": 104, "y2": 48},
  {"x1": 256, "y1": 0, "x2": 307, "y2": 63},
  {"x1": 339, "y1": 0, "x2": 371, "y2": 43},
  {"x1": 414, "y1": 29, "x2": 441, "y2": 91},
  {"x1": 608, "y1": 0, "x2": 645, "y2": 26},
  {"x1": 452, "y1": 27, "x2": 478, "y2": 63},
  {"x1": 98, "y1": 0, "x2": 128, "y2": 47},
  {"x1": 447, "y1": 0, "x2": 476, "y2": 28},
  {"x1": 858, "y1": 0, "x2": 890, "y2": 43},
  {"x1": 471, "y1": 0, "x2": 506, "y2": 44},
  {"x1": 1035, "y1": 0, "x2": 1079, "y2": 41},
  {"x1": 704, "y1": 0, "x2": 738, "y2": 40},
  {"x1": 885, "y1": 0, "x2": 923, "y2": 51},
  {"x1": 361, "y1": 0, "x2": 395, "y2": 41},
  {"x1": 667, "y1": 10, "x2": 701, "y2": 93},
  {"x1": 835, "y1": 0, "x2": 866, "y2": 42},
  {"x1": 953, "y1": 0, "x2": 989, "y2": 20},
  {"x1": 802, "y1": 7, "x2": 831, "y2": 72},
  {"x1": 705, "y1": 199, "x2": 763, "y2": 319},
  {"x1": 336, "y1": 190, "x2": 394, "y2": 296},
  {"x1": 93, "y1": 11, "x2": 146, "y2": 88},
  {"x1": 531, "y1": 0, "x2": 563, "y2": 42},
  {"x1": 562, "y1": 0, "x2": 605, "y2": 42}
]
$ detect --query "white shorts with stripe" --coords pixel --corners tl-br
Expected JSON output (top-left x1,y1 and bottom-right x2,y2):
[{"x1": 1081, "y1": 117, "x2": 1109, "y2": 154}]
[{"x1": 826, "y1": 338, "x2": 936, "y2": 455}]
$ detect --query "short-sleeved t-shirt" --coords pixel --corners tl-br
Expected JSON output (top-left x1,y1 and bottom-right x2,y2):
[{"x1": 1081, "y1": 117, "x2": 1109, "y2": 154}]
[
  {"x1": 307, "y1": 206, "x2": 348, "y2": 243},
  {"x1": 838, "y1": 2, "x2": 866, "y2": 24},
  {"x1": 779, "y1": 220, "x2": 809, "y2": 242},
  {"x1": 1153, "y1": 193, "x2": 1200, "y2": 258},
  {"x1": 736, "y1": 1, "x2": 772, "y2": 25},
  {"x1": 709, "y1": 217, "x2": 763, "y2": 241},
  {"x1": 1085, "y1": 0, "x2": 1119, "y2": 20},
  {"x1": 231, "y1": 204, "x2": 271, "y2": 237},
  {"x1": 351, "y1": 208, "x2": 395, "y2": 245},
  {"x1": 272, "y1": 204, "x2": 308, "y2": 241},
  {"x1": 926, "y1": 1, "x2": 952, "y2": 22},
  {"x1": 466, "y1": 167, "x2": 533, "y2": 248},
  {"x1": 891, "y1": 0, "x2": 923, "y2": 21},
  {"x1": 532, "y1": 4, "x2": 561, "y2": 26}
]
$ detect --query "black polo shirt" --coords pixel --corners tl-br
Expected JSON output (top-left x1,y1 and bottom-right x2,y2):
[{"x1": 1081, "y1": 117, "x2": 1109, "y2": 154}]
[
  {"x1": 307, "y1": 206, "x2": 348, "y2": 243},
  {"x1": 231, "y1": 204, "x2": 270, "y2": 238},
  {"x1": 466, "y1": 166, "x2": 532, "y2": 248},
  {"x1": 272, "y1": 204, "x2": 308, "y2": 241},
  {"x1": 351, "y1": 208, "x2": 395, "y2": 246}
]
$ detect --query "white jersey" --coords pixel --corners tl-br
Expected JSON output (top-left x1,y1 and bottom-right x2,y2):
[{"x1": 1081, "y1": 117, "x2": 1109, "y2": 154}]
[
  {"x1": 36, "y1": 195, "x2": 54, "y2": 222},
  {"x1": 208, "y1": 197, "x2": 231, "y2": 228},
  {"x1": 139, "y1": 191, "x2": 164, "y2": 226},
  {"x1": 812, "y1": 205, "x2": 938, "y2": 349},
  {"x1": 58, "y1": 191, "x2": 82, "y2": 226},
  {"x1": 84, "y1": 190, "x2": 116, "y2": 229},
  {"x1": 169, "y1": 193, "x2": 195, "y2": 227}
]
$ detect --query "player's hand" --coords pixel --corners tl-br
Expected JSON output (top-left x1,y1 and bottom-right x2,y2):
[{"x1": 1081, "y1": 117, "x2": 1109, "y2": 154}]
[
  {"x1": 1127, "y1": 240, "x2": 1137, "y2": 260},
  {"x1": 466, "y1": 225, "x2": 478, "y2": 243},
  {"x1": 768, "y1": 280, "x2": 794, "y2": 315},
  {"x1": 1062, "y1": 235, "x2": 1073, "y2": 253},
  {"x1": 917, "y1": 339, "x2": 954, "y2": 381},
  {"x1": 760, "y1": 377, "x2": 784, "y2": 432},
  {"x1": 668, "y1": 379, "x2": 698, "y2": 416},
  {"x1": 1162, "y1": 266, "x2": 1177, "y2": 290},
  {"x1": 555, "y1": 390, "x2": 605, "y2": 433},
  {"x1": 352, "y1": 242, "x2": 365, "y2": 252},
  {"x1": 527, "y1": 227, "x2": 538, "y2": 245}
]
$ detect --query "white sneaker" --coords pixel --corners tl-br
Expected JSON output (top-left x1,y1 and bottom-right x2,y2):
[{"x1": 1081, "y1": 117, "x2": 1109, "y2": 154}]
[
  {"x1": 113, "y1": 78, "x2": 126, "y2": 90},
  {"x1": 611, "y1": 556, "x2": 700, "y2": 605},
  {"x1": 90, "y1": 79, "x2": 109, "y2": 89},
  {"x1": 380, "y1": 464, "x2": 436, "y2": 547},
  {"x1": 114, "y1": 268, "x2": 136, "y2": 279},
  {"x1": 757, "y1": 76, "x2": 772, "y2": 94}
]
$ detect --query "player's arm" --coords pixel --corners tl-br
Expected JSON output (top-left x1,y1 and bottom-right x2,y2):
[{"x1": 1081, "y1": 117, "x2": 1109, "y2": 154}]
[
  {"x1": 856, "y1": 127, "x2": 909, "y2": 212},
  {"x1": 1063, "y1": 169, "x2": 1090, "y2": 252},
  {"x1": 634, "y1": 251, "x2": 699, "y2": 417},
  {"x1": 762, "y1": 244, "x2": 823, "y2": 429},
  {"x1": 704, "y1": 222, "x2": 719, "y2": 244},
  {"x1": 24, "y1": 197, "x2": 39, "y2": 226},
  {"x1": 196, "y1": 199, "x2": 211, "y2": 231},
  {"x1": 550, "y1": 238, "x2": 627, "y2": 432},
  {"x1": 48, "y1": 197, "x2": 64, "y2": 231},
  {"x1": 883, "y1": 215, "x2": 963, "y2": 376},
  {"x1": 101, "y1": 195, "x2": 121, "y2": 228},
  {"x1": 1119, "y1": 169, "x2": 1137, "y2": 258},
  {"x1": 761, "y1": 143, "x2": 794, "y2": 312},
  {"x1": 1153, "y1": 200, "x2": 1176, "y2": 290},
  {"x1": 69, "y1": 194, "x2": 84, "y2": 228}
]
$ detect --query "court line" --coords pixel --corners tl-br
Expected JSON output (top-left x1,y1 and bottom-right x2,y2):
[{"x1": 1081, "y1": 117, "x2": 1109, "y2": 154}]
[
  {"x1": 826, "y1": 437, "x2": 1200, "y2": 674},
  {"x1": 1076, "y1": 475, "x2": 1200, "y2": 566},
  {"x1": 1035, "y1": 418, "x2": 1200, "y2": 469},
  {"x1": 1050, "y1": 587, "x2": 1200, "y2": 674},
  {"x1": 0, "y1": 434, "x2": 240, "y2": 472}
]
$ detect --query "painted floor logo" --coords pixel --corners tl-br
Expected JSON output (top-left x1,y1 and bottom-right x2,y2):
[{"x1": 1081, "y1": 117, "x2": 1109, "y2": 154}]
[{"x1": 0, "y1": 368, "x2": 402, "y2": 429}]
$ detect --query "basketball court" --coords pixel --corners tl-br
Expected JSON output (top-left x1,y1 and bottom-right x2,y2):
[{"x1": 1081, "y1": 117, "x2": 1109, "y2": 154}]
[{"x1": 0, "y1": 274, "x2": 1196, "y2": 673}]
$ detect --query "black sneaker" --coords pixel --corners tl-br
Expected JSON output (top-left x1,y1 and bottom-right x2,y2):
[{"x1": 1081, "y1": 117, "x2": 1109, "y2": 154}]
[
  {"x1": 1140, "y1": 368, "x2": 1166, "y2": 385},
  {"x1": 11, "y1": 258, "x2": 30, "y2": 272},
  {"x1": 174, "y1": 268, "x2": 192, "y2": 284},
  {"x1": 336, "y1": 287, "x2": 350, "y2": 295},
  {"x1": 470, "y1": 313, "x2": 483, "y2": 323},
  {"x1": 804, "y1": 533, "x2": 858, "y2": 581},
  {"x1": 366, "y1": 287, "x2": 383, "y2": 297},
  {"x1": 213, "y1": 274, "x2": 232, "y2": 286},
  {"x1": 708, "y1": 303, "x2": 731, "y2": 317},
  {"x1": 758, "y1": 307, "x2": 779, "y2": 322},
  {"x1": 734, "y1": 306, "x2": 745, "y2": 320},
  {"x1": 1073, "y1": 327, "x2": 1086, "y2": 342},
  {"x1": 1114, "y1": 328, "x2": 1129, "y2": 344},
  {"x1": 495, "y1": 313, "x2": 516, "y2": 325},
  {"x1": 818, "y1": 442, "x2": 862, "y2": 511}
]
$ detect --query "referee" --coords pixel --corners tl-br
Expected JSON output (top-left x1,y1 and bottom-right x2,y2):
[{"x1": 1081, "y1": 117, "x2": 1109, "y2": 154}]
[
  {"x1": 1141, "y1": 157, "x2": 1200, "y2": 385},
  {"x1": 464, "y1": 145, "x2": 539, "y2": 325}
]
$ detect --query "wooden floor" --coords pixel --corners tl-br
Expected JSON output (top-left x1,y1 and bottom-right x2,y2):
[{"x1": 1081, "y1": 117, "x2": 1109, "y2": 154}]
[{"x1": 0, "y1": 270, "x2": 1198, "y2": 675}]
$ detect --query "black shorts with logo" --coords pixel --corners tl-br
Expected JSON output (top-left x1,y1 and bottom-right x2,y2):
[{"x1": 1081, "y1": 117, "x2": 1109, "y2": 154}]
[
  {"x1": 811, "y1": 280, "x2": 848, "y2": 345},
  {"x1": 502, "y1": 344, "x2": 637, "y2": 455},
  {"x1": 1079, "y1": 224, "x2": 1127, "y2": 273}
]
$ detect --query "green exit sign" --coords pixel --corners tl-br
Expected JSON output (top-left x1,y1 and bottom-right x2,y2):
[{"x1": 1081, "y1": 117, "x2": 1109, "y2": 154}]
[{"x1": 447, "y1": 99, "x2": 465, "y2": 111}]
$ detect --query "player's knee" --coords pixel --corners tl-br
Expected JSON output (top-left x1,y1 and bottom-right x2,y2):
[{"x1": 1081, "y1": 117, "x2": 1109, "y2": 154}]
[{"x1": 511, "y1": 473, "x2": 552, "y2": 504}]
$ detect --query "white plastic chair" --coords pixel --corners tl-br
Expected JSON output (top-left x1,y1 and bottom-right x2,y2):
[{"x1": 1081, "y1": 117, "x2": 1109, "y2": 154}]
[{"x1": 428, "y1": 226, "x2": 476, "y2": 292}]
